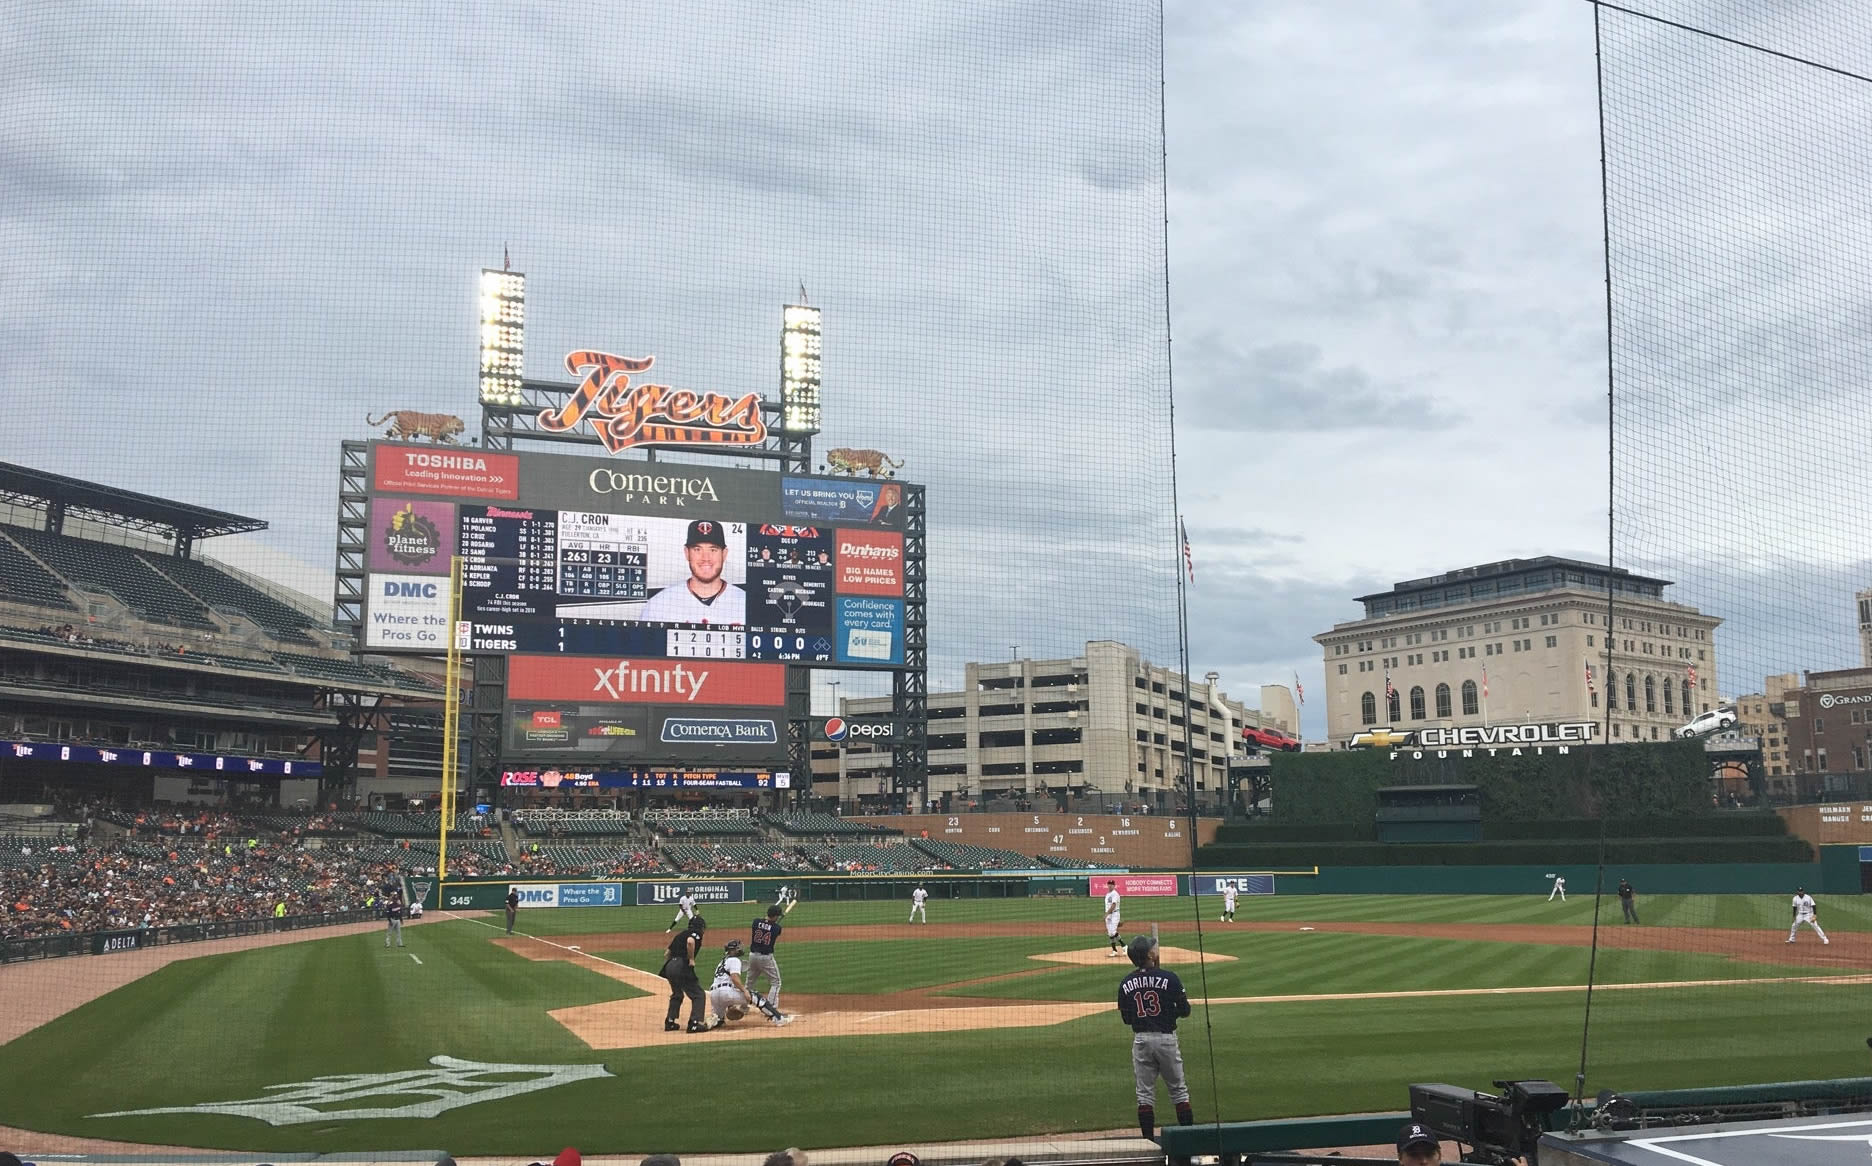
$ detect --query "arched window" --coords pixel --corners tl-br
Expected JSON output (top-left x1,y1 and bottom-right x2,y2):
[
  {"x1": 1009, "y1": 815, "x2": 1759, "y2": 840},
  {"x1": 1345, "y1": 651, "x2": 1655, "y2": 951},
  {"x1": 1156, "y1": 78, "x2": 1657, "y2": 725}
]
[
  {"x1": 1361, "y1": 691, "x2": 1377, "y2": 725},
  {"x1": 1682, "y1": 679, "x2": 1693, "y2": 714},
  {"x1": 1387, "y1": 690, "x2": 1401, "y2": 722},
  {"x1": 1435, "y1": 682, "x2": 1452, "y2": 719},
  {"x1": 1625, "y1": 673, "x2": 1637, "y2": 712},
  {"x1": 1663, "y1": 680, "x2": 1674, "y2": 715},
  {"x1": 1461, "y1": 679, "x2": 1479, "y2": 716},
  {"x1": 1409, "y1": 686, "x2": 1426, "y2": 720},
  {"x1": 1644, "y1": 675, "x2": 1656, "y2": 713}
]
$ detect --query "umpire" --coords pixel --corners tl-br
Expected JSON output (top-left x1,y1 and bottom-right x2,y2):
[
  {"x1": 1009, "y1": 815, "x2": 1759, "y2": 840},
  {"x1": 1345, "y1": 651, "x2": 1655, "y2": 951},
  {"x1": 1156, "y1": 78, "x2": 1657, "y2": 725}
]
[{"x1": 663, "y1": 914, "x2": 709, "y2": 1033}]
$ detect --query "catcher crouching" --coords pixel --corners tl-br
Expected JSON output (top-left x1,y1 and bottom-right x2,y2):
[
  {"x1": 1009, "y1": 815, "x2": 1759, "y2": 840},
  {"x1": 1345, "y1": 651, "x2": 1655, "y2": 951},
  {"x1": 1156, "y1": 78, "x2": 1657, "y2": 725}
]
[{"x1": 707, "y1": 939, "x2": 794, "y2": 1029}]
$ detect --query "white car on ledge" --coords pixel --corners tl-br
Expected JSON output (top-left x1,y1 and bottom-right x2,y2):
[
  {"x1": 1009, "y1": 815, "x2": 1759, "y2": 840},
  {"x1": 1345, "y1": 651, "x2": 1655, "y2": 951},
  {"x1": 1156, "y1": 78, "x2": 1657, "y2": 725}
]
[{"x1": 1674, "y1": 706, "x2": 1738, "y2": 739}]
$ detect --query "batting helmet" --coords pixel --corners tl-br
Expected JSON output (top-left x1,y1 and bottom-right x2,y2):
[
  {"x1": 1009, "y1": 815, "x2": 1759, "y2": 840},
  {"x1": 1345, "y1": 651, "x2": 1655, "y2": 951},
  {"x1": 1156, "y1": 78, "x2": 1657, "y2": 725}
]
[{"x1": 1126, "y1": 934, "x2": 1157, "y2": 968}]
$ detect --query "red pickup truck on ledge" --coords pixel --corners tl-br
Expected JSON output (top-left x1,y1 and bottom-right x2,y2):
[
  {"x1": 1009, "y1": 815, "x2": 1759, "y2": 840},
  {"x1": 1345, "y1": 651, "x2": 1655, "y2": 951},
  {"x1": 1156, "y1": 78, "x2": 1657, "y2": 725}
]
[{"x1": 1242, "y1": 725, "x2": 1301, "y2": 752}]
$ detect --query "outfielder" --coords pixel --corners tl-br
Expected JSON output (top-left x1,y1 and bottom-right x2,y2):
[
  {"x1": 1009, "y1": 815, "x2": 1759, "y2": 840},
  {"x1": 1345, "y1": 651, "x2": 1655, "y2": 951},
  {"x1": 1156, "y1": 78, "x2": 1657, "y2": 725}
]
[
  {"x1": 910, "y1": 884, "x2": 929, "y2": 923},
  {"x1": 1118, "y1": 934, "x2": 1193, "y2": 1139},
  {"x1": 747, "y1": 901, "x2": 794, "y2": 1017},
  {"x1": 1104, "y1": 880, "x2": 1123, "y2": 956},
  {"x1": 1788, "y1": 887, "x2": 1829, "y2": 944},
  {"x1": 667, "y1": 889, "x2": 698, "y2": 934},
  {"x1": 707, "y1": 939, "x2": 790, "y2": 1028},
  {"x1": 1220, "y1": 882, "x2": 1237, "y2": 923},
  {"x1": 1548, "y1": 875, "x2": 1566, "y2": 902}
]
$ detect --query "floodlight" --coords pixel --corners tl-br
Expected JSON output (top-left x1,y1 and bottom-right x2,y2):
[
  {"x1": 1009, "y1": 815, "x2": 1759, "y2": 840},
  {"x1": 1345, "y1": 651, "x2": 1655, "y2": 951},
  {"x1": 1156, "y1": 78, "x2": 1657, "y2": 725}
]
[
  {"x1": 780, "y1": 302, "x2": 821, "y2": 435},
  {"x1": 478, "y1": 267, "x2": 525, "y2": 407}
]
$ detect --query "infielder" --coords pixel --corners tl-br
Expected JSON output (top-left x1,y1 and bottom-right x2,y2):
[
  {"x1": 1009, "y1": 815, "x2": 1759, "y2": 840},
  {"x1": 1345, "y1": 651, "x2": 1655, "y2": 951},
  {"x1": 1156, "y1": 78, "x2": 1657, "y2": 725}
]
[
  {"x1": 910, "y1": 884, "x2": 929, "y2": 923},
  {"x1": 1548, "y1": 875, "x2": 1567, "y2": 902},
  {"x1": 1788, "y1": 886, "x2": 1829, "y2": 944},
  {"x1": 1220, "y1": 882, "x2": 1237, "y2": 923},
  {"x1": 1118, "y1": 934, "x2": 1193, "y2": 1139},
  {"x1": 707, "y1": 939, "x2": 790, "y2": 1028},
  {"x1": 747, "y1": 901, "x2": 794, "y2": 1017},
  {"x1": 667, "y1": 889, "x2": 698, "y2": 934},
  {"x1": 1104, "y1": 880, "x2": 1123, "y2": 956},
  {"x1": 775, "y1": 884, "x2": 797, "y2": 910}
]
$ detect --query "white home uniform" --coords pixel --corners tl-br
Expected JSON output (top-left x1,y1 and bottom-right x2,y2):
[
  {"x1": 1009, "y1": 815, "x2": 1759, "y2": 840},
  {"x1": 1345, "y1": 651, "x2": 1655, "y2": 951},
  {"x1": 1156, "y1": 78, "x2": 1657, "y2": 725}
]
[
  {"x1": 775, "y1": 885, "x2": 795, "y2": 909},
  {"x1": 708, "y1": 954, "x2": 754, "y2": 1024},
  {"x1": 1548, "y1": 876, "x2": 1567, "y2": 902},
  {"x1": 639, "y1": 581, "x2": 747, "y2": 625},
  {"x1": 1221, "y1": 884, "x2": 1237, "y2": 922},
  {"x1": 1104, "y1": 886, "x2": 1122, "y2": 953},
  {"x1": 669, "y1": 891, "x2": 698, "y2": 932},
  {"x1": 909, "y1": 886, "x2": 928, "y2": 923},
  {"x1": 1788, "y1": 892, "x2": 1829, "y2": 944}
]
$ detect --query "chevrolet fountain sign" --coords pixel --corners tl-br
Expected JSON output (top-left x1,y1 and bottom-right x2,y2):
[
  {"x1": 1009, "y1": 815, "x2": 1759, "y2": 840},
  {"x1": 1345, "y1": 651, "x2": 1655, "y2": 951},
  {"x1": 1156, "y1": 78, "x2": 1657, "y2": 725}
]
[{"x1": 1367, "y1": 721, "x2": 1599, "y2": 759}]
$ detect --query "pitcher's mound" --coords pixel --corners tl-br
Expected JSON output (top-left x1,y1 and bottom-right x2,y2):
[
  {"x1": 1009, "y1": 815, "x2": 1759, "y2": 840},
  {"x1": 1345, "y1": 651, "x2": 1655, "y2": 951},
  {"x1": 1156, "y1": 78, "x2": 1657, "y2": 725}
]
[{"x1": 1034, "y1": 945, "x2": 1236, "y2": 966}]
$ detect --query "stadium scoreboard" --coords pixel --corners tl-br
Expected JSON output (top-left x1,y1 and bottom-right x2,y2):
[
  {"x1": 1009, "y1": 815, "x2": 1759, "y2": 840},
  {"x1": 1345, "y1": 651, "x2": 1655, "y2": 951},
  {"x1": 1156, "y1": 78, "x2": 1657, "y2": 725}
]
[{"x1": 358, "y1": 442, "x2": 918, "y2": 764}]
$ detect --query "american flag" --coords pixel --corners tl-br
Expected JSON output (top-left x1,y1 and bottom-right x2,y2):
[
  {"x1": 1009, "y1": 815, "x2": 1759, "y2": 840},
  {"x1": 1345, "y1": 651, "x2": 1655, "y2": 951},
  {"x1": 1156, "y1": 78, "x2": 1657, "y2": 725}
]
[
  {"x1": 1294, "y1": 673, "x2": 1304, "y2": 705},
  {"x1": 1482, "y1": 667, "x2": 1490, "y2": 700},
  {"x1": 1384, "y1": 667, "x2": 1395, "y2": 702},
  {"x1": 1585, "y1": 662, "x2": 1596, "y2": 693},
  {"x1": 1687, "y1": 664, "x2": 1697, "y2": 686},
  {"x1": 1180, "y1": 519, "x2": 1194, "y2": 584}
]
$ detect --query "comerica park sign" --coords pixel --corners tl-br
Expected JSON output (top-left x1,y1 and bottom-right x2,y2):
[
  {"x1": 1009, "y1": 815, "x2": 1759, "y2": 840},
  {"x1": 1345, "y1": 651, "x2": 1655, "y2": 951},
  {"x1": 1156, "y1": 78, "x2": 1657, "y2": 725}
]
[{"x1": 1355, "y1": 721, "x2": 1600, "y2": 759}]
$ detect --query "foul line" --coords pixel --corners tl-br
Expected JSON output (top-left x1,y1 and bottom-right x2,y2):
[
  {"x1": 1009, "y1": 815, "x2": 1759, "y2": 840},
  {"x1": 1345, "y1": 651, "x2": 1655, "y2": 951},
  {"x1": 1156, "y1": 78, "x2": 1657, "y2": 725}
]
[
  {"x1": 1199, "y1": 972, "x2": 1872, "y2": 1007},
  {"x1": 444, "y1": 910, "x2": 663, "y2": 987},
  {"x1": 408, "y1": 953, "x2": 423, "y2": 965}
]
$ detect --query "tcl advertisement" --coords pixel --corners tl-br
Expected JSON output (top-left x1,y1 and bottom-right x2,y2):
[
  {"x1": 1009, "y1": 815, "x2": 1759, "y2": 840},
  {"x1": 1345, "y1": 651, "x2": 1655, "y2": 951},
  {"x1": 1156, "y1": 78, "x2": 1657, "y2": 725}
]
[{"x1": 505, "y1": 655, "x2": 785, "y2": 763}]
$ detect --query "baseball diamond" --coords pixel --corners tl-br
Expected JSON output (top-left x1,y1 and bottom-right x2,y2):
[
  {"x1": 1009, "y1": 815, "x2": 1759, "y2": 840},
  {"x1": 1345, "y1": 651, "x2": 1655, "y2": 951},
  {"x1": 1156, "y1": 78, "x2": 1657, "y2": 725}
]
[{"x1": 4, "y1": 891, "x2": 1872, "y2": 1156}]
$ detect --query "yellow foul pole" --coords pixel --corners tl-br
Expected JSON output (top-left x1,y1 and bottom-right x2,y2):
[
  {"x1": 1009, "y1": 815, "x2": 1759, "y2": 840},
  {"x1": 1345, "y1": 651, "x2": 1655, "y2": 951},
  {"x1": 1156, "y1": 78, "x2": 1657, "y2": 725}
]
[{"x1": 437, "y1": 555, "x2": 463, "y2": 897}]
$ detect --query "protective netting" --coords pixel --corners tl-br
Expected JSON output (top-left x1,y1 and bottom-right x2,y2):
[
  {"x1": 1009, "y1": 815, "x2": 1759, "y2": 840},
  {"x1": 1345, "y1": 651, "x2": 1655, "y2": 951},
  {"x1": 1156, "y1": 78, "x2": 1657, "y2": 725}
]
[
  {"x1": 1589, "y1": 0, "x2": 1872, "y2": 1103},
  {"x1": 0, "y1": 1, "x2": 1194, "y2": 1156}
]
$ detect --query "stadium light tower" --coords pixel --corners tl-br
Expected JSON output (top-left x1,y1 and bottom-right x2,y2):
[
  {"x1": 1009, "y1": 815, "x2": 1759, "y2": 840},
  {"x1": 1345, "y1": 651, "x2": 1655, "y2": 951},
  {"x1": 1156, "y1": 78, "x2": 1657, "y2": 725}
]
[
  {"x1": 780, "y1": 301, "x2": 822, "y2": 435},
  {"x1": 479, "y1": 264, "x2": 526, "y2": 407}
]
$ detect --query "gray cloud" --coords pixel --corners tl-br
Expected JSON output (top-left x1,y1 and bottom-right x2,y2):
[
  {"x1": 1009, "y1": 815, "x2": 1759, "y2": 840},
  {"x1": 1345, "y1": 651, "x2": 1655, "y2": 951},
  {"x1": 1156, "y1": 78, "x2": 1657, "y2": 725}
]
[{"x1": 1178, "y1": 333, "x2": 1461, "y2": 431}]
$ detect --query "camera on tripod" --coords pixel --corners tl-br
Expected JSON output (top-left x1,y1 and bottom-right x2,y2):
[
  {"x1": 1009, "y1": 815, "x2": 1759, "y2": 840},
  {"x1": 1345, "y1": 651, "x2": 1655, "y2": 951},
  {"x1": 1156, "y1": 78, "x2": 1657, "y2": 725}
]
[{"x1": 1408, "y1": 1078, "x2": 1569, "y2": 1164}]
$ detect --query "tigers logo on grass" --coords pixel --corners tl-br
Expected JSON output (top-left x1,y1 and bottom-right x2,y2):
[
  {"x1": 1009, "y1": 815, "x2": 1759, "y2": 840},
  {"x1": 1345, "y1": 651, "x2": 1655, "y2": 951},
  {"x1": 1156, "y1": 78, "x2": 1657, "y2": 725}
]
[{"x1": 90, "y1": 1055, "x2": 613, "y2": 1125}]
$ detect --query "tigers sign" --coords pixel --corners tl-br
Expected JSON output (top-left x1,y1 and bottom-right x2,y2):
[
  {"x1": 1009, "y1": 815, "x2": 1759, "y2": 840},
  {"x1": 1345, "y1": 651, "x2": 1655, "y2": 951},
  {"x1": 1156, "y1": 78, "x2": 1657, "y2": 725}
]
[{"x1": 538, "y1": 350, "x2": 767, "y2": 454}]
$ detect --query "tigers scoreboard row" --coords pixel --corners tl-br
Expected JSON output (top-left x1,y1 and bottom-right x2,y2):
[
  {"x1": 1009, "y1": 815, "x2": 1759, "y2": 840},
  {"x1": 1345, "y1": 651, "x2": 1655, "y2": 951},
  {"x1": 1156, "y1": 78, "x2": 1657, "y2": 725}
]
[{"x1": 358, "y1": 442, "x2": 919, "y2": 763}]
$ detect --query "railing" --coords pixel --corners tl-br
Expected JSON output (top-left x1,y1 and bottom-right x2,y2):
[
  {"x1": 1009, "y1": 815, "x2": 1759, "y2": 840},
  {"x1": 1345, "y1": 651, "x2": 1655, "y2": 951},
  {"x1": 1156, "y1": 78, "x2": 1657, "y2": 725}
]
[{"x1": 0, "y1": 907, "x2": 380, "y2": 964}]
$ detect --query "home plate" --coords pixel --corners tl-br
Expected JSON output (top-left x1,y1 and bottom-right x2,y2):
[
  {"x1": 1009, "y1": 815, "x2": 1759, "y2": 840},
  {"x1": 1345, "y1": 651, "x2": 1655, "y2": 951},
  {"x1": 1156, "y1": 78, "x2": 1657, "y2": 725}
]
[{"x1": 1034, "y1": 946, "x2": 1236, "y2": 966}]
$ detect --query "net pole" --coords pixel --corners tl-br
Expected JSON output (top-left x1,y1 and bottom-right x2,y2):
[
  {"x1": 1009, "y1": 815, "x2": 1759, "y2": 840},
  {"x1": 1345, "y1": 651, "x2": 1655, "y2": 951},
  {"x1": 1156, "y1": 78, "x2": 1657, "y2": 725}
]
[{"x1": 438, "y1": 554, "x2": 463, "y2": 899}]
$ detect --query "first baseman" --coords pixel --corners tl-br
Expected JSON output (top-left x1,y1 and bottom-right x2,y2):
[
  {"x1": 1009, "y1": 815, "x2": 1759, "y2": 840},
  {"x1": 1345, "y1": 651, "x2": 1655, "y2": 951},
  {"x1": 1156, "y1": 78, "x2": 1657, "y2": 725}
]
[
  {"x1": 1220, "y1": 882, "x2": 1237, "y2": 922},
  {"x1": 1118, "y1": 934, "x2": 1192, "y2": 1139},
  {"x1": 910, "y1": 884, "x2": 929, "y2": 923},
  {"x1": 1788, "y1": 887, "x2": 1829, "y2": 944},
  {"x1": 667, "y1": 889, "x2": 698, "y2": 934},
  {"x1": 1104, "y1": 880, "x2": 1123, "y2": 955}
]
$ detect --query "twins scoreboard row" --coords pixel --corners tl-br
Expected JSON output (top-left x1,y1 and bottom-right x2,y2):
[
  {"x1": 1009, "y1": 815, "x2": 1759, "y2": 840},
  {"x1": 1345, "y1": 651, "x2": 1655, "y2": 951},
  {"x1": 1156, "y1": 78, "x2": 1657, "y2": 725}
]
[{"x1": 359, "y1": 443, "x2": 921, "y2": 764}]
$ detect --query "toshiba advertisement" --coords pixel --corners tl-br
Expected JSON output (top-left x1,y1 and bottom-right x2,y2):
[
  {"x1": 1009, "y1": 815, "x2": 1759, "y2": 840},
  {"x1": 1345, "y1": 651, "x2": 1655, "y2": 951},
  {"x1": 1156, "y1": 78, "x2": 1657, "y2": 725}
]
[{"x1": 504, "y1": 654, "x2": 786, "y2": 763}]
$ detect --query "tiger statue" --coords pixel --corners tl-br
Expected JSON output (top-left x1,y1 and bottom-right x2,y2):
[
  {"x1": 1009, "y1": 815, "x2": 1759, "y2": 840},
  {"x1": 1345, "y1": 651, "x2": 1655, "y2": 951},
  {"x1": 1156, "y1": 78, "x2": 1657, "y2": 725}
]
[
  {"x1": 823, "y1": 448, "x2": 904, "y2": 478},
  {"x1": 367, "y1": 411, "x2": 466, "y2": 443}
]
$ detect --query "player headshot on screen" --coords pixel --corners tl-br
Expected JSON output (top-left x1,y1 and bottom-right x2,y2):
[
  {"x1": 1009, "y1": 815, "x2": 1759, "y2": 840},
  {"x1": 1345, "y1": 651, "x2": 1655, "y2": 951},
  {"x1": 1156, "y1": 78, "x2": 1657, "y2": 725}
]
[
  {"x1": 871, "y1": 483, "x2": 903, "y2": 525},
  {"x1": 639, "y1": 520, "x2": 747, "y2": 625}
]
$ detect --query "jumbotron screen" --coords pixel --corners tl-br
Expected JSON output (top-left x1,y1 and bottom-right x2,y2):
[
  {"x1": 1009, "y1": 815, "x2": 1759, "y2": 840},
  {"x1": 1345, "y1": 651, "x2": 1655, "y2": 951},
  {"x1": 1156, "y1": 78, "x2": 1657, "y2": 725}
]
[{"x1": 359, "y1": 442, "x2": 916, "y2": 763}]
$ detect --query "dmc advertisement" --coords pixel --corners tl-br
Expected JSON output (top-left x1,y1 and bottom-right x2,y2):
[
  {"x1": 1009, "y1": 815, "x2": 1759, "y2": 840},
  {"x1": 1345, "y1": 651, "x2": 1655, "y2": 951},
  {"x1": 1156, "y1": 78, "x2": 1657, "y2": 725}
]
[
  {"x1": 360, "y1": 442, "x2": 919, "y2": 670},
  {"x1": 506, "y1": 883, "x2": 626, "y2": 909}
]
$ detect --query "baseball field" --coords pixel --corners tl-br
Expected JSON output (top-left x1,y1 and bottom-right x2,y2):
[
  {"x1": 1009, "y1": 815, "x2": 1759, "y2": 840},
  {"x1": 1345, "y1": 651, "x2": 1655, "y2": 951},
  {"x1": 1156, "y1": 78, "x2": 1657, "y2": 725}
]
[{"x1": 5, "y1": 889, "x2": 1872, "y2": 1155}]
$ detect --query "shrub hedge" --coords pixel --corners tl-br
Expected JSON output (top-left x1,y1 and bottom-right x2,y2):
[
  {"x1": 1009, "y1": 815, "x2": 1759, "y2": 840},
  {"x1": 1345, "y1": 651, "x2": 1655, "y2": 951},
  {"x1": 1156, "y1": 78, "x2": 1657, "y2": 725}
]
[
  {"x1": 1482, "y1": 814, "x2": 1787, "y2": 840},
  {"x1": 1194, "y1": 836, "x2": 1814, "y2": 868}
]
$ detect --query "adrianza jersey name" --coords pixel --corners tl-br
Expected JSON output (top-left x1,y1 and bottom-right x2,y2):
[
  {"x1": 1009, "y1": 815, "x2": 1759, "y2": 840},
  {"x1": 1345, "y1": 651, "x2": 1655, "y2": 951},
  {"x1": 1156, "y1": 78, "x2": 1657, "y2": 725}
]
[{"x1": 1391, "y1": 720, "x2": 1599, "y2": 759}]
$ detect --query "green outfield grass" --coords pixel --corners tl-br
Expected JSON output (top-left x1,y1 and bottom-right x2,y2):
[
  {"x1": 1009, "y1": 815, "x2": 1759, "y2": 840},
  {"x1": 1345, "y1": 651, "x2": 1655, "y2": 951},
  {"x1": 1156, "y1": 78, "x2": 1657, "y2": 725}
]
[{"x1": 0, "y1": 894, "x2": 1866, "y2": 1155}]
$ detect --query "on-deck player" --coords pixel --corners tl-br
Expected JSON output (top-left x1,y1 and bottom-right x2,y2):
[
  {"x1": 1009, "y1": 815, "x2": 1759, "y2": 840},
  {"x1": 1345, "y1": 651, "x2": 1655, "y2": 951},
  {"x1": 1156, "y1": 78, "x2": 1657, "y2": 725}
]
[
  {"x1": 707, "y1": 938, "x2": 790, "y2": 1028},
  {"x1": 1788, "y1": 886, "x2": 1829, "y2": 944},
  {"x1": 667, "y1": 889, "x2": 698, "y2": 934},
  {"x1": 1220, "y1": 882, "x2": 1237, "y2": 923},
  {"x1": 1104, "y1": 880, "x2": 1123, "y2": 956},
  {"x1": 909, "y1": 884, "x2": 928, "y2": 923},
  {"x1": 746, "y1": 901, "x2": 794, "y2": 1018},
  {"x1": 638, "y1": 520, "x2": 747, "y2": 625},
  {"x1": 1118, "y1": 934, "x2": 1193, "y2": 1139}
]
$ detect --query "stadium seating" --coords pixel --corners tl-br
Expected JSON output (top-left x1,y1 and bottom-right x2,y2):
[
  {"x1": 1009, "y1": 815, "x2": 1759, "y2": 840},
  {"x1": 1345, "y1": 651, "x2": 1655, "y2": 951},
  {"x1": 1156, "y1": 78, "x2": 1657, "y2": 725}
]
[
  {"x1": 910, "y1": 839, "x2": 1045, "y2": 870},
  {"x1": 270, "y1": 652, "x2": 439, "y2": 693},
  {"x1": 662, "y1": 842, "x2": 816, "y2": 873},
  {"x1": 0, "y1": 535, "x2": 76, "y2": 611},
  {"x1": 816, "y1": 842, "x2": 953, "y2": 873},
  {"x1": 1038, "y1": 855, "x2": 1100, "y2": 869},
  {"x1": 766, "y1": 811, "x2": 899, "y2": 837},
  {"x1": 643, "y1": 808, "x2": 758, "y2": 838},
  {"x1": 513, "y1": 809, "x2": 634, "y2": 837},
  {"x1": 3, "y1": 526, "x2": 216, "y2": 630},
  {"x1": 140, "y1": 554, "x2": 319, "y2": 645}
]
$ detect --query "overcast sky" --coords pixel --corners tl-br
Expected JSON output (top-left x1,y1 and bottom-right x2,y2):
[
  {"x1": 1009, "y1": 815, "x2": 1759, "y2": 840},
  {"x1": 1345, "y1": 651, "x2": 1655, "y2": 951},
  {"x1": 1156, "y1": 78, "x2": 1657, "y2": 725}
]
[{"x1": 5, "y1": 1, "x2": 1870, "y2": 736}]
